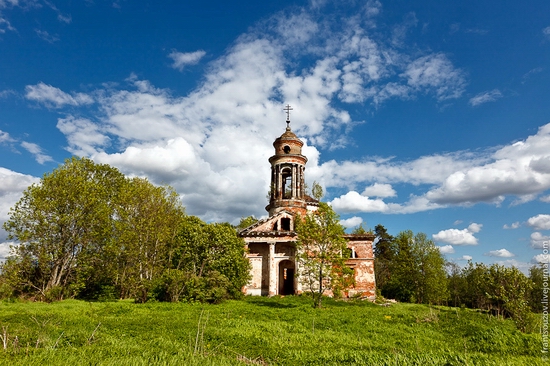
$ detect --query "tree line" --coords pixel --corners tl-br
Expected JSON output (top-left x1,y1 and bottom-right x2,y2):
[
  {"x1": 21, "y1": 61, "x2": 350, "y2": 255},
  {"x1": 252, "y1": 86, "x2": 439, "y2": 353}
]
[
  {"x1": 373, "y1": 224, "x2": 543, "y2": 332},
  {"x1": 1, "y1": 157, "x2": 250, "y2": 303}
]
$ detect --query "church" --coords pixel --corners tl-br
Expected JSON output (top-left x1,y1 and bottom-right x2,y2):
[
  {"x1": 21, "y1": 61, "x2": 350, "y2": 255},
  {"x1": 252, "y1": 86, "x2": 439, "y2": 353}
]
[{"x1": 238, "y1": 107, "x2": 376, "y2": 299}]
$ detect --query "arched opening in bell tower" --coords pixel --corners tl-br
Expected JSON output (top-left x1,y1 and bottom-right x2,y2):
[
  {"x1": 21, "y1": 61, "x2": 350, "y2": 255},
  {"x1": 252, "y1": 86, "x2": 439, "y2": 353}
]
[{"x1": 281, "y1": 167, "x2": 292, "y2": 199}]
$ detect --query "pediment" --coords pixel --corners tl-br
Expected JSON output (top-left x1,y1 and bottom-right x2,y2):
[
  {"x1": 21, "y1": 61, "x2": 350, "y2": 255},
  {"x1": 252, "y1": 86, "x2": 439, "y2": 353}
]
[{"x1": 238, "y1": 211, "x2": 296, "y2": 237}]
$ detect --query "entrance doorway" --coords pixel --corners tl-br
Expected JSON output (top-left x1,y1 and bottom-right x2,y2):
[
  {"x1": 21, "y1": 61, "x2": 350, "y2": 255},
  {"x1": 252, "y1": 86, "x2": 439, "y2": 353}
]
[{"x1": 278, "y1": 260, "x2": 295, "y2": 295}]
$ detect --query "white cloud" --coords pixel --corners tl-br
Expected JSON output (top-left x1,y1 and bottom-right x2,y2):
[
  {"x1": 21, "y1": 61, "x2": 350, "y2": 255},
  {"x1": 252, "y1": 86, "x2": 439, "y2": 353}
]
[
  {"x1": 361, "y1": 183, "x2": 396, "y2": 197},
  {"x1": 531, "y1": 232, "x2": 550, "y2": 249},
  {"x1": 340, "y1": 216, "x2": 363, "y2": 229},
  {"x1": 495, "y1": 259, "x2": 531, "y2": 274},
  {"x1": 0, "y1": 167, "x2": 39, "y2": 242},
  {"x1": 330, "y1": 191, "x2": 389, "y2": 213},
  {"x1": 503, "y1": 221, "x2": 520, "y2": 229},
  {"x1": 0, "y1": 15, "x2": 15, "y2": 32},
  {"x1": 485, "y1": 249, "x2": 515, "y2": 258},
  {"x1": 543, "y1": 26, "x2": 550, "y2": 40},
  {"x1": 402, "y1": 53, "x2": 466, "y2": 101},
  {"x1": 425, "y1": 123, "x2": 550, "y2": 204},
  {"x1": 0, "y1": 241, "x2": 15, "y2": 261},
  {"x1": 17, "y1": 4, "x2": 539, "y2": 223},
  {"x1": 469, "y1": 89, "x2": 502, "y2": 106},
  {"x1": 541, "y1": 195, "x2": 550, "y2": 203},
  {"x1": 21, "y1": 141, "x2": 53, "y2": 164},
  {"x1": 438, "y1": 245, "x2": 454, "y2": 254},
  {"x1": 532, "y1": 254, "x2": 550, "y2": 264},
  {"x1": 25, "y1": 82, "x2": 93, "y2": 108},
  {"x1": 432, "y1": 223, "x2": 482, "y2": 245},
  {"x1": 527, "y1": 214, "x2": 550, "y2": 231},
  {"x1": 458, "y1": 255, "x2": 472, "y2": 261},
  {"x1": 35, "y1": 29, "x2": 59, "y2": 43},
  {"x1": 0, "y1": 129, "x2": 14, "y2": 144},
  {"x1": 168, "y1": 50, "x2": 206, "y2": 71},
  {"x1": 57, "y1": 117, "x2": 110, "y2": 156}
]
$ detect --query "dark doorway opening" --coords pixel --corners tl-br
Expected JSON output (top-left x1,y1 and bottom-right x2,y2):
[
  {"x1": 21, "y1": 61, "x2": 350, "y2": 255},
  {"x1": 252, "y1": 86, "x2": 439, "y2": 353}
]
[{"x1": 278, "y1": 260, "x2": 295, "y2": 295}]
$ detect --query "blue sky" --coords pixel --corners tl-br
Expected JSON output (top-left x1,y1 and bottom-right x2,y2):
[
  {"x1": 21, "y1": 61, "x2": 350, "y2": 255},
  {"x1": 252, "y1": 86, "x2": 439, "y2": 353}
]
[{"x1": 1, "y1": 0, "x2": 550, "y2": 272}]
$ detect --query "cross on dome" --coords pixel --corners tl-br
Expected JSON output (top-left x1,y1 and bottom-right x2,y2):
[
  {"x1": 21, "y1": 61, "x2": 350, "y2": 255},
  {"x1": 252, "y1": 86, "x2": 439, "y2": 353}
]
[{"x1": 283, "y1": 104, "x2": 293, "y2": 128}]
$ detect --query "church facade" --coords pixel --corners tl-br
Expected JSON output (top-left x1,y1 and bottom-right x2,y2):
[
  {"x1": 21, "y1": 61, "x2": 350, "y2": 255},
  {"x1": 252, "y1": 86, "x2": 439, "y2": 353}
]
[{"x1": 239, "y1": 110, "x2": 376, "y2": 299}]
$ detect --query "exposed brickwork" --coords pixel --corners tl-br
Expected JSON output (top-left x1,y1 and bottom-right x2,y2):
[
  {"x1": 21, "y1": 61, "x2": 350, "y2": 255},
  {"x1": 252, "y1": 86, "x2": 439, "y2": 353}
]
[{"x1": 239, "y1": 121, "x2": 376, "y2": 300}]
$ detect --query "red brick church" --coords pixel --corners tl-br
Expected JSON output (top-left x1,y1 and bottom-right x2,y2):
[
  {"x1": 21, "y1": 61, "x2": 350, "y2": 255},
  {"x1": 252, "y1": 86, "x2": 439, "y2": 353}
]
[{"x1": 239, "y1": 107, "x2": 376, "y2": 299}]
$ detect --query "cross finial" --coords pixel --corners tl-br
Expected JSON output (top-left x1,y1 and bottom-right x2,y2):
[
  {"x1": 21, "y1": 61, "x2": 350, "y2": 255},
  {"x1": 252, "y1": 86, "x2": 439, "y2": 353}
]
[{"x1": 283, "y1": 104, "x2": 293, "y2": 128}]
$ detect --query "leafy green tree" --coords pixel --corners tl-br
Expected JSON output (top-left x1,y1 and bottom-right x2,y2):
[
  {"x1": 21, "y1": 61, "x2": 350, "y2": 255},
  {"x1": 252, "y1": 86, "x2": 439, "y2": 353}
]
[
  {"x1": 351, "y1": 224, "x2": 371, "y2": 235},
  {"x1": 113, "y1": 178, "x2": 185, "y2": 302},
  {"x1": 373, "y1": 224, "x2": 394, "y2": 293},
  {"x1": 162, "y1": 216, "x2": 251, "y2": 303},
  {"x1": 446, "y1": 261, "x2": 467, "y2": 307},
  {"x1": 2, "y1": 157, "x2": 186, "y2": 302},
  {"x1": 3, "y1": 157, "x2": 126, "y2": 300},
  {"x1": 382, "y1": 230, "x2": 448, "y2": 304},
  {"x1": 295, "y1": 202, "x2": 351, "y2": 308},
  {"x1": 235, "y1": 216, "x2": 258, "y2": 231},
  {"x1": 528, "y1": 264, "x2": 545, "y2": 313}
]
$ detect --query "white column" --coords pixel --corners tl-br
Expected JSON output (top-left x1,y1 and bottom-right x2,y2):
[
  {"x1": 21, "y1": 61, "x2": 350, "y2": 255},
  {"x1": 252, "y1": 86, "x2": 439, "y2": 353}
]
[{"x1": 268, "y1": 242, "x2": 277, "y2": 296}]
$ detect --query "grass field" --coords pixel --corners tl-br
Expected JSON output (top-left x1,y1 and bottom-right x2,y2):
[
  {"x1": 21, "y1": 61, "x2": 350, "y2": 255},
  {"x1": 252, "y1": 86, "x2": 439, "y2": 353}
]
[{"x1": 0, "y1": 296, "x2": 544, "y2": 365}]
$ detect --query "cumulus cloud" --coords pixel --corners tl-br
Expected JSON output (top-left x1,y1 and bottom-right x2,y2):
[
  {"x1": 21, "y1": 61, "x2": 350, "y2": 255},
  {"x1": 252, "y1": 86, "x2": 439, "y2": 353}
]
[
  {"x1": 527, "y1": 214, "x2": 550, "y2": 231},
  {"x1": 503, "y1": 221, "x2": 520, "y2": 229},
  {"x1": 544, "y1": 26, "x2": 550, "y2": 40},
  {"x1": 425, "y1": 123, "x2": 550, "y2": 205},
  {"x1": 0, "y1": 167, "x2": 39, "y2": 243},
  {"x1": 330, "y1": 191, "x2": 389, "y2": 213},
  {"x1": 168, "y1": 50, "x2": 206, "y2": 71},
  {"x1": 0, "y1": 241, "x2": 15, "y2": 261},
  {"x1": 9, "y1": 2, "x2": 537, "y2": 223},
  {"x1": 25, "y1": 82, "x2": 94, "y2": 108},
  {"x1": 532, "y1": 254, "x2": 549, "y2": 264},
  {"x1": 340, "y1": 216, "x2": 363, "y2": 229},
  {"x1": 438, "y1": 245, "x2": 454, "y2": 254},
  {"x1": 531, "y1": 232, "x2": 550, "y2": 249},
  {"x1": 485, "y1": 249, "x2": 515, "y2": 257},
  {"x1": 21, "y1": 141, "x2": 53, "y2": 164},
  {"x1": 432, "y1": 223, "x2": 482, "y2": 245},
  {"x1": 362, "y1": 183, "x2": 396, "y2": 197},
  {"x1": 469, "y1": 89, "x2": 502, "y2": 106},
  {"x1": 458, "y1": 255, "x2": 472, "y2": 261}
]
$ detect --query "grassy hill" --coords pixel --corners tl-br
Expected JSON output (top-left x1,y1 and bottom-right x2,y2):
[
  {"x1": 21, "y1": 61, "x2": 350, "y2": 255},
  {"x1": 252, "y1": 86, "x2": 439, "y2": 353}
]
[{"x1": 0, "y1": 296, "x2": 544, "y2": 365}]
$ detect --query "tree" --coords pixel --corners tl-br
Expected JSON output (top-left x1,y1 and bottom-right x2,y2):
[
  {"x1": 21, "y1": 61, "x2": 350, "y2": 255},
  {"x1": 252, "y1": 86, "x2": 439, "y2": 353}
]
[
  {"x1": 295, "y1": 202, "x2": 351, "y2": 308},
  {"x1": 3, "y1": 157, "x2": 126, "y2": 300},
  {"x1": 158, "y1": 216, "x2": 251, "y2": 303},
  {"x1": 528, "y1": 264, "x2": 545, "y2": 313},
  {"x1": 382, "y1": 230, "x2": 448, "y2": 304},
  {"x1": 113, "y1": 178, "x2": 185, "y2": 302},
  {"x1": 235, "y1": 216, "x2": 258, "y2": 231},
  {"x1": 373, "y1": 224, "x2": 394, "y2": 293},
  {"x1": 2, "y1": 157, "x2": 186, "y2": 301}
]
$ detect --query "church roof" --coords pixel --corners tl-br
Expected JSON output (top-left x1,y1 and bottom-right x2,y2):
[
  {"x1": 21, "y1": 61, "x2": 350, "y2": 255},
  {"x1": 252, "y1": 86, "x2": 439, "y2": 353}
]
[{"x1": 238, "y1": 210, "x2": 297, "y2": 238}]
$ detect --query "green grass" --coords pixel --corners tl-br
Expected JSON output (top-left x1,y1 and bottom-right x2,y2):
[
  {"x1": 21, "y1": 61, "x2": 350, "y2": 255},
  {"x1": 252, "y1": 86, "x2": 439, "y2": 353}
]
[{"x1": 0, "y1": 296, "x2": 545, "y2": 365}]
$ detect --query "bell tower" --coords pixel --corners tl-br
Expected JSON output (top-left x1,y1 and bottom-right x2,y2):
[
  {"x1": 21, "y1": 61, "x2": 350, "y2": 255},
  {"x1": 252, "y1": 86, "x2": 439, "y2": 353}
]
[{"x1": 266, "y1": 105, "x2": 308, "y2": 216}]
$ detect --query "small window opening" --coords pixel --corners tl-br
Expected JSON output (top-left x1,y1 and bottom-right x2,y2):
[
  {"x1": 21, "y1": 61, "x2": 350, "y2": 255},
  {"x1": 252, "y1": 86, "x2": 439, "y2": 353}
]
[
  {"x1": 281, "y1": 218, "x2": 291, "y2": 231},
  {"x1": 283, "y1": 145, "x2": 291, "y2": 154},
  {"x1": 273, "y1": 221, "x2": 278, "y2": 231}
]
